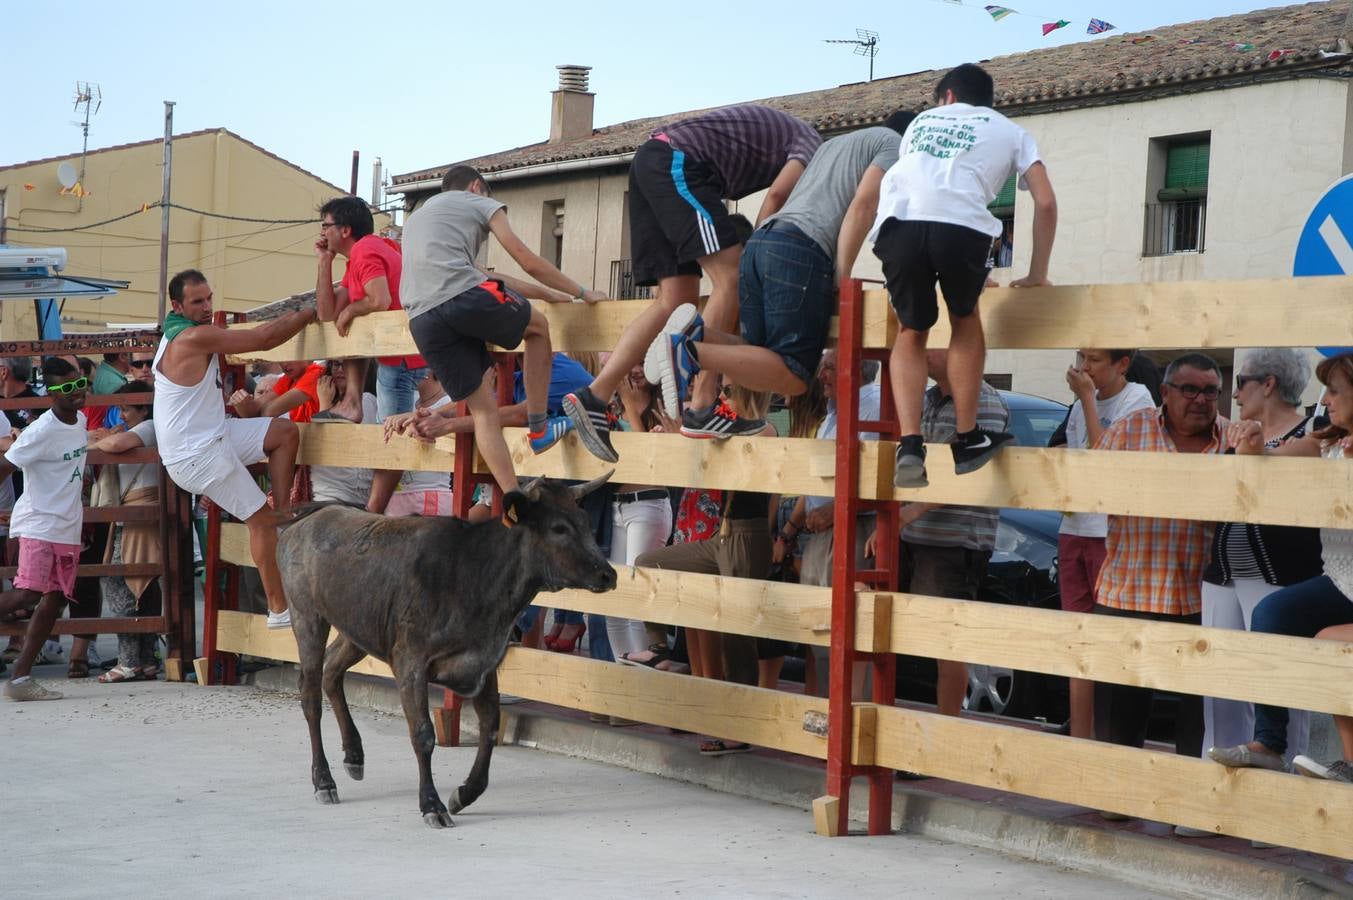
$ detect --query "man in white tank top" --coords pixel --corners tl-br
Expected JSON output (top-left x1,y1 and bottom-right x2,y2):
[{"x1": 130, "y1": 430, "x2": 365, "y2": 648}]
[{"x1": 154, "y1": 269, "x2": 317, "y2": 630}]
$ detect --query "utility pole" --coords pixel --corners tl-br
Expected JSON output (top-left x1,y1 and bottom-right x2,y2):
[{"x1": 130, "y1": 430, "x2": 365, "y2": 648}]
[
  {"x1": 157, "y1": 101, "x2": 175, "y2": 328},
  {"x1": 350, "y1": 150, "x2": 360, "y2": 196}
]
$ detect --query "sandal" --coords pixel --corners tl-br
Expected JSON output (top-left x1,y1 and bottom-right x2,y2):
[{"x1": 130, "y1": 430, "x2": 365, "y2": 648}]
[
  {"x1": 97, "y1": 665, "x2": 145, "y2": 684},
  {"x1": 136, "y1": 665, "x2": 161, "y2": 681},
  {"x1": 699, "y1": 739, "x2": 752, "y2": 757},
  {"x1": 67, "y1": 659, "x2": 90, "y2": 679},
  {"x1": 618, "y1": 643, "x2": 671, "y2": 668}
]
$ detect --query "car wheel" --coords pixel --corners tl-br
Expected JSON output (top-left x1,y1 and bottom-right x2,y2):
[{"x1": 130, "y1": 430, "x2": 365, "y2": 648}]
[{"x1": 965, "y1": 664, "x2": 1014, "y2": 716}]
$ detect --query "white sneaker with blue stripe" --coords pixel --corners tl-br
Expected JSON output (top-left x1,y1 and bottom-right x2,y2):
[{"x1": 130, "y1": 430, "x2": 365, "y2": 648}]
[
  {"x1": 644, "y1": 304, "x2": 703, "y2": 419},
  {"x1": 529, "y1": 416, "x2": 573, "y2": 454}
]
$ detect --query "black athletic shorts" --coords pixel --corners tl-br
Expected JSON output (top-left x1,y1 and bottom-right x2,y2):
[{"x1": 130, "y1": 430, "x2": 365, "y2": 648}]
[
  {"x1": 628, "y1": 138, "x2": 741, "y2": 286},
  {"x1": 873, "y1": 218, "x2": 993, "y2": 331},
  {"x1": 408, "y1": 279, "x2": 532, "y2": 403}
]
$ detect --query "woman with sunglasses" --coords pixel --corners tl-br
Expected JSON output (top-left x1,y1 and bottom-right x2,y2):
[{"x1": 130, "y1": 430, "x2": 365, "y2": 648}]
[{"x1": 0, "y1": 359, "x2": 92, "y2": 701}]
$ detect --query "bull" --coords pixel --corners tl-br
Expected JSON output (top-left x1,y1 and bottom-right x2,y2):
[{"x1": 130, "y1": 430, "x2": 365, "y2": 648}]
[{"x1": 276, "y1": 473, "x2": 616, "y2": 828}]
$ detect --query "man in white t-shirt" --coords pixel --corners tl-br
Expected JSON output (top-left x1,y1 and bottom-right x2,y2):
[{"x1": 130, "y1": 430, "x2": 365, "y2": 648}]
[
  {"x1": 870, "y1": 63, "x2": 1058, "y2": 488},
  {"x1": 0, "y1": 359, "x2": 91, "y2": 701},
  {"x1": 1056, "y1": 348, "x2": 1156, "y2": 739}
]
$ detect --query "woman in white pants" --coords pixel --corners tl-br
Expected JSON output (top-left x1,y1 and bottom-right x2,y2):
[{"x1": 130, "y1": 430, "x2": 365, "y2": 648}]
[
  {"x1": 603, "y1": 368, "x2": 673, "y2": 665},
  {"x1": 1200, "y1": 350, "x2": 1321, "y2": 758}
]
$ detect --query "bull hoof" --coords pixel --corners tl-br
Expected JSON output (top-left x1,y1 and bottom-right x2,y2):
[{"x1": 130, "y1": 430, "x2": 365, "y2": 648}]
[
  {"x1": 422, "y1": 810, "x2": 455, "y2": 829},
  {"x1": 314, "y1": 787, "x2": 340, "y2": 805},
  {"x1": 446, "y1": 787, "x2": 465, "y2": 814},
  {"x1": 344, "y1": 763, "x2": 364, "y2": 781}
]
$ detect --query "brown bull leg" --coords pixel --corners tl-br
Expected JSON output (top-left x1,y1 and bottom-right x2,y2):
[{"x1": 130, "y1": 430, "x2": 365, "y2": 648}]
[
  {"x1": 295, "y1": 616, "x2": 337, "y2": 804},
  {"x1": 448, "y1": 671, "x2": 500, "y2": 814},
  {"x1": 395, "y1": 658, "x2": 453, "y2": 829},
  {"x1": 322, "y1": 634, "x2": 368, "y2": 782}
]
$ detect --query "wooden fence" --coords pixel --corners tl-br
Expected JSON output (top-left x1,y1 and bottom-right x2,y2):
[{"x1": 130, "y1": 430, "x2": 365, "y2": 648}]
[{"x1": 207, "y1": 275, "x2": 1353, "y2": 860}]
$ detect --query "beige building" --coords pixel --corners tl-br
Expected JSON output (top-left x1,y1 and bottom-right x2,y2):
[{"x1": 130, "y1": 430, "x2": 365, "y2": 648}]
[
  {"x1": 0, "y1": 129, "x2": 387, "y2": 337},
  {"x1": 391, "y1": 2, "x2": 1353, "y2": 407}
]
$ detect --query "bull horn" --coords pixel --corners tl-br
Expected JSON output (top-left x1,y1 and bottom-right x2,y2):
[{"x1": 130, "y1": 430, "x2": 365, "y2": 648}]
[
  {"x1": 569, "y1": 469, "x2": 614, "y2": 500},
  {"x1": 519, "y1": 476, "x2": 543, "y2": 498}
]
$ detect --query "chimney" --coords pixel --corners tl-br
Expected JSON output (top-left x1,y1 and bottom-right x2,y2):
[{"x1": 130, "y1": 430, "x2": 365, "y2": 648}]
[{"x1": 549, "y1": 65, "x2": 594, "y2": 144}]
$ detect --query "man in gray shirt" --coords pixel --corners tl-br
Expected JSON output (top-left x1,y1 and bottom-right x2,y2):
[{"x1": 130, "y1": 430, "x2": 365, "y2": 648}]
[
  {"x1": 644, "y1": 110, "x2": 915, "y2": 437},
  {"x1": 393, "y1": 165, "x2": 604, "y2": 496}
]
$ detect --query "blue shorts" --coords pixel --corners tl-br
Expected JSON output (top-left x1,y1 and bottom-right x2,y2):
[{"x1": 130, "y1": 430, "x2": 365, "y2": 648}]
[{"x1": 738, "y1": 222, "x2": 835, "y2": 386}]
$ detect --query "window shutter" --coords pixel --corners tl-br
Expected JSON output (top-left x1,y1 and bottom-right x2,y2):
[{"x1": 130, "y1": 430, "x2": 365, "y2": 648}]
[
  {"x1": 988, "y1": 173, "x2": 1017, "y2": 217},
  {"x1": 1159, "y1": 141, "x2": 1209, "y2": 200}
]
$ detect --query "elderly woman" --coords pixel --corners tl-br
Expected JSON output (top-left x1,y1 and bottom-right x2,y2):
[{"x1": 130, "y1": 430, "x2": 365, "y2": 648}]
[
  {"x1": 90, "y1": 383, "x2": 163, "y2": 682},
  {"x1": 1210, "y1": 352, "x2": 1353, "y2": 782},
  {"x1": 1194, "y1": 350, "x2": 1323, "y2": 768}
]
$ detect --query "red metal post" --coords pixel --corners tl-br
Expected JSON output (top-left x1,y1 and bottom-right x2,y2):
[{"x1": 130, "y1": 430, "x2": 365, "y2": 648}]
[{"x1": 826, "y1": 278, "x2": 867, "y2": 835}]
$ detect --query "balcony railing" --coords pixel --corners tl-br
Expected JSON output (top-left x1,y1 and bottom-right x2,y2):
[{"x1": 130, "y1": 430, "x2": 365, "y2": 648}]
[
  {"x1": 609, "y1": 258, "x2": 653, "y2": 300},
  {"x1": 1143, "y1": 199, "x2": 1207, "y2": 257}
]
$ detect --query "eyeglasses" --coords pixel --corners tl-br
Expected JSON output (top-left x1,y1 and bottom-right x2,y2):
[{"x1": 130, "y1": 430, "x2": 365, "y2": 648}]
[
  {"x1": 320, "y1": 221, "x2": 340, "y2": 230},
  {"x1": 1234, "y1": 374, "x2": 1268, "y2": 389},
  {"x1": 130, "y1": 359, "x2": 153, "y2": 369},
  {"x1": 47, "y1": 376, "x2": 89, "y2": 395},
  {"x1": 1165, "y1": 382, "x2": 1221, "y2": 400}
]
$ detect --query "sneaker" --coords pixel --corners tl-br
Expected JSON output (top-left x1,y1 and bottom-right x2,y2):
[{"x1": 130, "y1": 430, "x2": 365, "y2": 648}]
[
  {"x1": 643, "y1": 304, "x2": 703, "y2": 418},
  {"x1": 951, "y1": 429, "x2": 1015, "y2": 475},
  {"x1": 680, "y1": 399, "x2": 766, "y2": 440},
  {"x1": 894, "y1": 439, "x2": 928, "y2": 488},
  {"x1": 36, "y1": 640, "x2": 65, "y2": 665},
  {"x1": 4, "y1": 677, "x2": 63, "y2": 701},
  {"x1": 562, "y1": 387, "x2": 619, "y2": 464},
  {"x1": 1293, "y1": 755, "x2": 1353, "y2": 783},
  {"x1": 265, "y1": 609, "x2": 292, "y2": 630},
  {"x1": 1207, "y1": 744, "x2": 1286, "y2": 771},
  {"x1": 528, "y1": 416, "x2": 573, "y2": 454}
]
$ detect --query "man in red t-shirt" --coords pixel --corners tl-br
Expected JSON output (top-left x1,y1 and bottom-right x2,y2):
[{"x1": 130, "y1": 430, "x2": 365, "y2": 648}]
[
  {"x1": 230, "y1": 360, "x2": 324, "y2": 423},
  {"x1": 315, "y1": 196, "x2": 429, "y2": 509}
]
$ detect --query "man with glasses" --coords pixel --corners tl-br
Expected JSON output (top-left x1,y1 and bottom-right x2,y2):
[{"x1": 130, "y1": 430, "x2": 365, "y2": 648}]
[
  {"x1": 1089, "y1": 352, "x2": 1229, "y2": 790},
  {"x1": 0, "y1": 358, "x2": 92, "y2": 700},
  {"x1": 129, "y1": 352, "x2": 155, "y2": 386}
]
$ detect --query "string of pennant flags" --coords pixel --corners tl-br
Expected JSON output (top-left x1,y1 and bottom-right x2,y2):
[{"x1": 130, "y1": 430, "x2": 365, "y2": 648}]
[{"x1": 937, "y1": 0, "x2": 1305, "y2": 59}]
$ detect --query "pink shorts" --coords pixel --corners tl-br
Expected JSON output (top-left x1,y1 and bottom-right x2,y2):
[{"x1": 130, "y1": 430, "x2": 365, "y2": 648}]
[
  {"x1": 1058, "y1": 533, "x2": 1107, "y2": 613},
  {"x1": 14, "y1": 538, "x2": 81, "y2": 600},
  {"x1": 385, "y1": 489, "x2": 455, "y2": 518}
]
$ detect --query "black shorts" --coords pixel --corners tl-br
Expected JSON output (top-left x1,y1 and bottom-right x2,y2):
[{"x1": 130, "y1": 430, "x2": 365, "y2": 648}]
[
  {"x1": 408, "y1": 280, "x2": 532, "y2": 403},
  {"x1": 628, "y1": 139, "x2": 741, "y2": 286},
  {"x1": 873, "y1": 218, "x2": 993, "y2": 331}
]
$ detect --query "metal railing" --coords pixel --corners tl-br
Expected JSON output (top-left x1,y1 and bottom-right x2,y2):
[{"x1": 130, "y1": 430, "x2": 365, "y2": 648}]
[
  {"x1": 608, "y1": 258, "x2": 653, "y2": 300},
  {"x1": 1143, "y1": 199, "x2": 1207, "y2": 256}
]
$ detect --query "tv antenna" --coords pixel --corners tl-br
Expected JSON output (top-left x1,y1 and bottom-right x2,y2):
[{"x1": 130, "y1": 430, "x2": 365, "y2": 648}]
[
  {"x1": 824, "y1": 28, "x2": 880, "y2": 81},
  {"x1": 71, "y1": 81, "x2": 102, "y2": 183}
]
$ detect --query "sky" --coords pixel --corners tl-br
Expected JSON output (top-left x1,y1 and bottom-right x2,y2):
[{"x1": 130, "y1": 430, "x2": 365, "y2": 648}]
[{"x1": 2, "y1": 0, "x2": 1299, "y2": 195}]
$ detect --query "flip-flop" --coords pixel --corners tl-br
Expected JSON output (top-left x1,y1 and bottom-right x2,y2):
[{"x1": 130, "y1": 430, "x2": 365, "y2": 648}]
[{"x1": 618, "y1": 650, "x2": 669, "y2": 668}]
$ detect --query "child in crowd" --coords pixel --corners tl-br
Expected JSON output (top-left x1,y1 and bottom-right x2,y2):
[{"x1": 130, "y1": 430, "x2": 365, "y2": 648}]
[
  {"x1": 1056, "y1": 349, "x2": 1155, "y2": 738},
  {"x1": 871, "y1": 62, "x2": 1058, "y2": 487}
]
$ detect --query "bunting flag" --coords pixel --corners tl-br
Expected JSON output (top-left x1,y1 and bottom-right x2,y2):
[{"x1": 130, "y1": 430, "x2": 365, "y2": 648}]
[
  {"x1": 1178, "y1": 38, "x2": 1206, "y2": 44},
  {"x1": 1231, "y1": 41, "x2": 1255, "y2": 51},
  {"x1": 985, "y1": 5, "x2": 1015, "y2": 21},
  {"x1": 1267, "y1": 47, "x2": 1297, "y2": 61},
  {"x1": 1043, "y1": 19, "x2": 1070, "y2": 36},
  {"x1": 1086, "y1": 18, "x2": 1114, "y2": 34},
  {"x1": 1130, "y1": 35, "x2": 1157, "y2": 44}
]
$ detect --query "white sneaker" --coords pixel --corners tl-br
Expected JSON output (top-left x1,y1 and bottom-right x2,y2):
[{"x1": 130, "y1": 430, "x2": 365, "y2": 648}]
[
  {"x1": 265, "y1": 609, "x2": 292, "y2": 630},
  {"x1": 5, "y1": 677, "x2": 63, "y2": 701},
  {"x1": 36, "y1": 640, "x2": 65, "y2": 665}
]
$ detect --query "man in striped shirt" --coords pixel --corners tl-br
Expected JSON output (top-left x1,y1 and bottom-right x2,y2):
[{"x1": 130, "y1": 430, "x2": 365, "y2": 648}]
[
  {"x1": 1092, "y1": 352, "x2": 1229, "y2": 760},
  {"x1": 565, "y1": 104, "x2": 821, "y2": 460},
  {"x1": 893, "y1": 350, "x2": 1008, "y2": 717}
]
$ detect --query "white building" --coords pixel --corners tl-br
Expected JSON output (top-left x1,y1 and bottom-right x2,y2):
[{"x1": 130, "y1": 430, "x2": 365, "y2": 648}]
[{"x1": 390, "y1": 1, "x2": 1353, "y2": 408}]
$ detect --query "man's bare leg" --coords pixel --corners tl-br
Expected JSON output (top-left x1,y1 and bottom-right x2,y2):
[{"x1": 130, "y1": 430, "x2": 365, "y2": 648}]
[
  {"x1": 936, "y1": 659, "x2": 968, "y2": 717},
  {"x1": 264, "y1": 418, "x2": 300, "y2": 513},
  {"x1": 464, "y1": 375, "x2": 519, "y2": 495},
  {"x1": 588, "y1": 275, "x2": 699, "y2": 399},
  {"x1": 692, "y1": 340, "x2": 808, "y2": 396},
  {"x1": 946, "y1": 311, "x2": 986, "y2": 435},
  {"x1": 520, "y1": 308, "x2": 552, "y2": 424},
  {"x1": 246, "y1": 507, "x2": 288, "y2": 615},
  {"x1": 0, "y1": 587, "x2": 41, "y2": 621},
  {"x1": 367, "y1": 469, "x2": 402, "y2": 514},
  {"x1": 10, "y1": 592, "x2": 67, "y2": 680},
  {"x1": 682, "y1": 247, "x2": 742, "y2": 413},
  {"x1": 890, "y1": 328, "x2": 930, "y2": 437}
]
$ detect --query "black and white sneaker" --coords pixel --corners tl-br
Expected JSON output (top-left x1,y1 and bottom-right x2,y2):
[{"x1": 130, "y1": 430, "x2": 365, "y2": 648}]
[
  {"x1": 562, "y1": 387, "x2": 619, "y2": 463},
  {"x1": 951, "y1": 429, "x2": 1014, "y2": 475},
  {"x1": 680, "y1": 400, "x2": 765, "y2": 439},
  {"x1": 894, "y1": 438, "x2": 928, "y2": 488}
]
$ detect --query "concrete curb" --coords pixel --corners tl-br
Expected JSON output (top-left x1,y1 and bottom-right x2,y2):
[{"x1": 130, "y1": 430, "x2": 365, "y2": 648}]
[{"x1": 247, "y1": 665, "x2": 1351, "y2": 900}]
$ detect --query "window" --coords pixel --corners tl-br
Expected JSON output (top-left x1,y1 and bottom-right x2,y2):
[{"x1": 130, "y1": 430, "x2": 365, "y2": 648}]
[
  {"x1": 1144, "y1": 135, "x2": 1209, "y2": 256},
  {"x1": 988, "y1": 174, "x2": 1016, "y2": 268},
  {"x1": 541, "y1": 200, "x2": 565, "y2": 268}
]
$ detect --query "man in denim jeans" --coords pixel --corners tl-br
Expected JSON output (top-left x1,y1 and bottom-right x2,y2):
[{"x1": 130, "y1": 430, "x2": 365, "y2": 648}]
[
  {"x1": 645, "y1": 111, "x2": 915, "y2": 429},
  {"x1": 315, "y1": 195, "x2": 427, "y2": 506}
]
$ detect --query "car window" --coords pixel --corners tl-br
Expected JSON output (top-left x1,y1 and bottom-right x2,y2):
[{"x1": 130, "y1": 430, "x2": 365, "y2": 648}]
[{"x1": 1008, "y1": 408, "x2": 1067, "y2": 447}]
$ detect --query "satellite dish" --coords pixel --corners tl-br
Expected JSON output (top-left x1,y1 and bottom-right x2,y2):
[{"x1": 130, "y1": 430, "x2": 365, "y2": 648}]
[{"x1": 57, "y1": 161, "x2": 78, "y2": 189}]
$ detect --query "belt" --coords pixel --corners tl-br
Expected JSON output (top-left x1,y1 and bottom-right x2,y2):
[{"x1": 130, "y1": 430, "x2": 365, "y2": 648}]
[{"x1": 616, "y1": 489, "x2": 668, "y2": 504}]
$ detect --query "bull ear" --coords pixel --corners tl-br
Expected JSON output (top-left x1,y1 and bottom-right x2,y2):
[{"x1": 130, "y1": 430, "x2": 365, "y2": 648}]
[{"x1": 568, "y1": 469, "x2": 614, "y2": 500}]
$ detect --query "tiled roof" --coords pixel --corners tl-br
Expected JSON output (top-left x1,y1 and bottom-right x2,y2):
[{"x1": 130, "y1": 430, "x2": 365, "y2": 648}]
[
  {"x1": 1, "y1": 129, "x2": 349, "y2": 194},
  {"x1": 393, "y1": 1, "x2": 1353, "y2": 188}
]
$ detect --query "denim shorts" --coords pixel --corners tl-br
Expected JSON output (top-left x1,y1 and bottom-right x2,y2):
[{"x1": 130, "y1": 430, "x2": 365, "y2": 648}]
[
  {"x1": 738, "y1": 222, "x2": 835, "y2": 386},
  {"x1": 376, "y1": 360, "x2": 429, "y2": 422}
]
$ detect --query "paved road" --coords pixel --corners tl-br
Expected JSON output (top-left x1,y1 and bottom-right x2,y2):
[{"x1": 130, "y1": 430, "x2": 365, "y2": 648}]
[{"x1": 1, "y1": 678, "x2": 1174, "y2": 898}]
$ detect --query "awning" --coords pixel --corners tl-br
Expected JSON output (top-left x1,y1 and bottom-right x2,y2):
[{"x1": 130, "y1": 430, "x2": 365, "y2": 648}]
[{"x1": 0, "y1": 274, "x2": 127, "y2": 301}]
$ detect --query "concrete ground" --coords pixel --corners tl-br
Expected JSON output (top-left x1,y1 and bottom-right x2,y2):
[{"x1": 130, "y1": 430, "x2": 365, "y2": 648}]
[{"x1": 0, "y1": 677, "x2": 1174, "y2": 899}]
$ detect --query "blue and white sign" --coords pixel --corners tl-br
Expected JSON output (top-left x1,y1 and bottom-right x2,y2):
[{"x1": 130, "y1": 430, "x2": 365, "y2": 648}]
[{"x1": 1293, "y1": 173, "x2": 1353, "y2": 356}]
